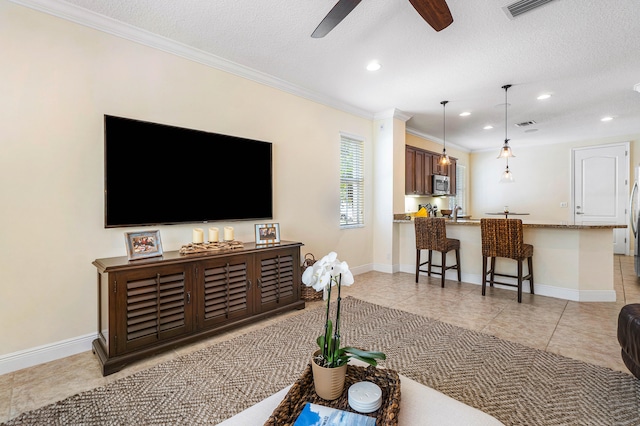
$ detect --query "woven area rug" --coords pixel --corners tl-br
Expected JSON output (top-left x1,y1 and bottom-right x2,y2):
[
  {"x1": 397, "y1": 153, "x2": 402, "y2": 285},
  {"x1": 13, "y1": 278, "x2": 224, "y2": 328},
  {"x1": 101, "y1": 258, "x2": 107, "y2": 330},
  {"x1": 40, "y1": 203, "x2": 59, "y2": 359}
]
[{"x1": 5, "y1": 297, "x2": 640, "y2": 425}]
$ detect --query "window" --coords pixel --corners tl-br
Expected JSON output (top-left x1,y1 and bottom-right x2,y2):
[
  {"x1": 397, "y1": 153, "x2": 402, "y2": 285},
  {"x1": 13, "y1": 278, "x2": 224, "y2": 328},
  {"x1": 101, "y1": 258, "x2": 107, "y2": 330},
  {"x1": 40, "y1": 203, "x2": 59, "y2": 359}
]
[
  {"x1": 340, "y1": 135, "x2": 364, "y2": 228},
  {"x1": 449, "y1": 164, "x2": 466, "y2": 213}
]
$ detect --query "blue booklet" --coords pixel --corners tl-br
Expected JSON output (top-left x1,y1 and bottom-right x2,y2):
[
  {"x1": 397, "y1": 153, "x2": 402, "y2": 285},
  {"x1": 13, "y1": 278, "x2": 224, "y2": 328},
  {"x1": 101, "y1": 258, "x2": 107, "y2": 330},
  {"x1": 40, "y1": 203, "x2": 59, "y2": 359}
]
[{"x1": 293, "y1": 402, "x2": 376, "y2": 426}]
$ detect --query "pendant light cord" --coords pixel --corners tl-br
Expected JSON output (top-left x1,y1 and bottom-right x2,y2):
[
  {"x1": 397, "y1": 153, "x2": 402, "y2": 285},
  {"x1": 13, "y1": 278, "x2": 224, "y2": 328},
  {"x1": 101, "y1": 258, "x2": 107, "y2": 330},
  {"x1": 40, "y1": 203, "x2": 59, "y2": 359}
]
[
  {"x1": 502, "y1": 85, "x2": 511, "y2": 144},
  {"x1": 499, "y1": 84, "x2": 514, "y2": 182},
  {"x1": 441, "y1": 100, "x2": 448, "y2": 151}
]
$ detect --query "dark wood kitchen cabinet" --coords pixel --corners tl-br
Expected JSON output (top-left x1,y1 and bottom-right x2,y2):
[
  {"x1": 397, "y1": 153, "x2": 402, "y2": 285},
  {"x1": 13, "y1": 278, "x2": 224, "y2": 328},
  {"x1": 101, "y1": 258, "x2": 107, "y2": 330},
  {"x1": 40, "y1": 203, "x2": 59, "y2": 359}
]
[
  {"x1": 92, "y1": 241, "x2": 304, "y2": 376},
  {"x1": 448, "y1": 158, "x2": 457, "y2": 196},
  {"x1": 432, "y1": 154, "x2": 448, "y2": 176},
  {"x1": 406, "y1": 145, "x2": 457, "y2": 196},
  {"x1": 405, "y1": 146, "x2": 432, "y2": 195}
]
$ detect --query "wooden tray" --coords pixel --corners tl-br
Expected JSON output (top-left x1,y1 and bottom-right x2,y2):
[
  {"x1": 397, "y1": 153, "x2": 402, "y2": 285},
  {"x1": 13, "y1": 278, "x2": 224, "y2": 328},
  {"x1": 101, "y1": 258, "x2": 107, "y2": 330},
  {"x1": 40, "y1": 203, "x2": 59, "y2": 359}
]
[
  {"x1": 178, "y1": 240, "x2": 243, "y2": 255},
  {"x1": 265, "y1": 363, "x2": 401, "y2": 425}
]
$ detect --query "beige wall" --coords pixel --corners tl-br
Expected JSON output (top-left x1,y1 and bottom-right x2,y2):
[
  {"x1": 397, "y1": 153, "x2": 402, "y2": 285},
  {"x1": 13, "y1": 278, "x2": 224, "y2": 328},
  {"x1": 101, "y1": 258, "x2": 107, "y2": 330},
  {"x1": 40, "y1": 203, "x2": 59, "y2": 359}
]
[
  {"x1": 0, "y1": 2, "x2": 374, "y2": 357},
  {"x1": 469, "y1": 136, "x2": 640, "y2": 223}
]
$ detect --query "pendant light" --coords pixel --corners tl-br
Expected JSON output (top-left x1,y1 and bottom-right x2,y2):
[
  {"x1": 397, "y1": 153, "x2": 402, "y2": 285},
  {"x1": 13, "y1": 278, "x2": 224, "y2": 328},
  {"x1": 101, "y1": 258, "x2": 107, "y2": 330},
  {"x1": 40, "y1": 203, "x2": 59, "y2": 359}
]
[
  {"x1": 500, "y1": 157, "x2": 515, "y2": 183},
  {"x1": 498, "y1": 84, "x2": 515, "y2": 183},
  {"x1": 497, "y1": 84, "x2": 515, "y2": 159},
  {"x1": 438, "y1": 100, "x2": 451, "y2": 166}
]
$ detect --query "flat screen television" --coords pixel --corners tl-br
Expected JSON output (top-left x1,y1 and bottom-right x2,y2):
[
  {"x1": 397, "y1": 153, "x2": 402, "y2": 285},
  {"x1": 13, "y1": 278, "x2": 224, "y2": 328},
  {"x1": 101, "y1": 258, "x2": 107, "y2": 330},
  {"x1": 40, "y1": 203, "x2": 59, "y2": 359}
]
[{"x1": 104, "y1": 115, "x2": 273, "y2": 228}]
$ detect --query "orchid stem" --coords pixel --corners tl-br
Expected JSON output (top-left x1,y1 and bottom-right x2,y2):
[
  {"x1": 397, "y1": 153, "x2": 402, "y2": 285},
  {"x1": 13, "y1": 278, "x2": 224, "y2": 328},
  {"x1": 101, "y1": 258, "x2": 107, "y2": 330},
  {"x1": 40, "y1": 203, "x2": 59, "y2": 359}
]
[
  {"x1": 323, "y1": 282, "x2": 332, "y2": 360},
  {"x1": 333, "y1": 273, "x2": 342, "y2": 367}
]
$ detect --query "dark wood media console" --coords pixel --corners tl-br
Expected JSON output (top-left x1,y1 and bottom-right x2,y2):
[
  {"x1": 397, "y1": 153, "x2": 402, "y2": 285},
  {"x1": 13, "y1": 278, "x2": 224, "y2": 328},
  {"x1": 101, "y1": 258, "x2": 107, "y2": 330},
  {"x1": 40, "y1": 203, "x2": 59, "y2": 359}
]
[{"x1": 92, "y1": 241, "x2": 305, "y2": 376}]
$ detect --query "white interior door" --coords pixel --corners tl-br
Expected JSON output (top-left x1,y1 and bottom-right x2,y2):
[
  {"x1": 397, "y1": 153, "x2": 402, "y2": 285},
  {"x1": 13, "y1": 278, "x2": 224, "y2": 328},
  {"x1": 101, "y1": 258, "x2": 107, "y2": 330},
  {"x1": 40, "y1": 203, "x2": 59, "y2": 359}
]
[{"x1": 572, "y1": 143, "x2": 629, "y2": 254}]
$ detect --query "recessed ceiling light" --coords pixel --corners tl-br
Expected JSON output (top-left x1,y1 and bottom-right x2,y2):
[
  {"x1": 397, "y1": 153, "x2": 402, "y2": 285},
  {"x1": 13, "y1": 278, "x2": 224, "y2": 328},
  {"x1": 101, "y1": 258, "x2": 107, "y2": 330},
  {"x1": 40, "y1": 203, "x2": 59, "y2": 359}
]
[
  {"x1": 366, "y1": 61, "x2": 381, "y2": 71},
  {"x1": 459, "y1": 112, "x2": 471, "y2": 117},
  {"x1": 483, "y1": 125, "x2": 494, "y2": 130},
  {"x1": 537, "y1": 94, "x2": 552, "y2": 100},
  {"x1": 601, "y1": 116, "x2": 614, "y2": 122}
]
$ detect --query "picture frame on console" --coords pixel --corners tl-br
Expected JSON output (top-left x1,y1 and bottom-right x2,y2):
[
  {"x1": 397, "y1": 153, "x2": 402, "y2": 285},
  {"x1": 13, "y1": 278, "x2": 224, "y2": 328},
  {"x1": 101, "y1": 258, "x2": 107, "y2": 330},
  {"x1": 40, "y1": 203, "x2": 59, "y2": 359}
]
[
  {"x1": 125, "y1": 230, "x2": 163, "y2": 260},
  {"x1": 255, "y1": 223, "x2": 280, "y2": 245}
]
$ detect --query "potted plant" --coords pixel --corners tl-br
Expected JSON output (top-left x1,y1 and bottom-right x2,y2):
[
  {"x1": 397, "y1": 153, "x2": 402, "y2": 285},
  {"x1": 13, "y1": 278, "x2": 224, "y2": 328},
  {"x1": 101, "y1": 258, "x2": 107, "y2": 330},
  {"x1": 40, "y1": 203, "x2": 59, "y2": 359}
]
[{"x1": 302, "y1": 252, "x2": 386, "y2": 400}]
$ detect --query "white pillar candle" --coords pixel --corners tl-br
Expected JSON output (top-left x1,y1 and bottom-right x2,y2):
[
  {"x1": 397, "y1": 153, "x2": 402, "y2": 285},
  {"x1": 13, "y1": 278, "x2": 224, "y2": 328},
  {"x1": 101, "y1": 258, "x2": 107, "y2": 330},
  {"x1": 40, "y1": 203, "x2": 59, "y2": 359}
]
[
  {"x1": 224, "y1": 226, "x2": 234, "y2": 241},
  {"x1": 193, "y1": 228, "x2": 204, "y2": 244},
  {"x1": 208, "y1": 227, "x2": 219, "y2": 243}
]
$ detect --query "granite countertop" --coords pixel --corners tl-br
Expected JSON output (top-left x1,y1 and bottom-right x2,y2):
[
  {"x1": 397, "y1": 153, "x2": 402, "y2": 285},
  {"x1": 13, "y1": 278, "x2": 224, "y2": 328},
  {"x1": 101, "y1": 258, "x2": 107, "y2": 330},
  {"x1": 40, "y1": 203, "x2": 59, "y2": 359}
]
[{"x1": 393, "y1": 214, "x2": 627, "y2": 229}]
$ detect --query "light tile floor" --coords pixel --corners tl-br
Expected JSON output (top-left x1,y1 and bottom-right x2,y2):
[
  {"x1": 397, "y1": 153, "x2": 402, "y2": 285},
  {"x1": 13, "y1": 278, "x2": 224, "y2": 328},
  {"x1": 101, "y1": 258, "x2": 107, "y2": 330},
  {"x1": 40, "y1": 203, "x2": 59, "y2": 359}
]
[{"x1": 1, "y1": 255, "x2": 638, "y2": 423}]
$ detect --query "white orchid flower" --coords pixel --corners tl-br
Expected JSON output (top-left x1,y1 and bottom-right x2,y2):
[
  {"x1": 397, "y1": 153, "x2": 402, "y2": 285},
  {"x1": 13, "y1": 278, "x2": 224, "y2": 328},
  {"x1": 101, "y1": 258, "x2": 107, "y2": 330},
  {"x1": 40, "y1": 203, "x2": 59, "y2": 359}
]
[
  {"x1": 301, "y1": 267, "x2": 314, "y2": 287},
  {"x1": 319, "y1": 251, "x2": 338, "y2": 265},
  {"x1": 302, "y1": 252, "x2": 353, "y2": 293},
  {"x1": 330, "y1": 260, "x2": 354, "y2": 286}
]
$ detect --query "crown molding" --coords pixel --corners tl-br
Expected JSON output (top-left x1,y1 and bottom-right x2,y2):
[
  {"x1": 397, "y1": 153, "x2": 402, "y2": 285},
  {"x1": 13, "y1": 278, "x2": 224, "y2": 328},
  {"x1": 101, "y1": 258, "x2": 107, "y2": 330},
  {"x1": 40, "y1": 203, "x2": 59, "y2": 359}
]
[
  {"x1": 373, "y1": 109, "x2": 412, "y2": 122},
  {"x1": 406, "y1": 127, "x2": 470, "y2": 153},
  {"x1": 10, "y1": 0, "x2": 375, "y2": 121}
]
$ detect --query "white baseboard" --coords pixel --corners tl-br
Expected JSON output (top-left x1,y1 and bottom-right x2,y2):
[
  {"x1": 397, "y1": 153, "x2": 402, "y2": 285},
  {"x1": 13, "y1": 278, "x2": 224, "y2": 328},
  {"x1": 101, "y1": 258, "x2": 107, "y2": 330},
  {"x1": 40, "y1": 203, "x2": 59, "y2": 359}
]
[
  {"x1": 371, "y1": 263, "x2": 396, "y2": 274},
  {"x1": 351, "y1": 263, "x2": 374, "y2": 276},
  {"x1": 0, "y1": 333, "x2": 96, "y2": 375}
]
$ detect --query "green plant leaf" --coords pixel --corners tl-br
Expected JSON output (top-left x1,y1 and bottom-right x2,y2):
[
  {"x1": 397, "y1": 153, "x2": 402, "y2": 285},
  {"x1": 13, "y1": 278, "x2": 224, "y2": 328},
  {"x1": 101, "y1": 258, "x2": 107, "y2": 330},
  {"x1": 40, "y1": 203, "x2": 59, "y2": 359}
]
[
  {"x1": 342, "y1": 347, "x2": 386, "y2": 359},
  {"x1": 348, "y1": 354, "x2": 379, "y2": 366},
  {"x1": 325, "y1": 320, "x2": 333, "y2": 356}
]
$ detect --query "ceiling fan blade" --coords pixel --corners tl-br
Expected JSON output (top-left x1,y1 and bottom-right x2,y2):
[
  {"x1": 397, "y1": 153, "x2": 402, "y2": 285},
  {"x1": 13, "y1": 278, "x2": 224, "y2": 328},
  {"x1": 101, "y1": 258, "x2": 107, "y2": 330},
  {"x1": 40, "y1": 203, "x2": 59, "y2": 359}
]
[
  {"x1": 311, "y1": 0, "x2": 362, "y2": 38},
  {"x1": 408, "y1": 0, "x2": 453, "y2": 32}
]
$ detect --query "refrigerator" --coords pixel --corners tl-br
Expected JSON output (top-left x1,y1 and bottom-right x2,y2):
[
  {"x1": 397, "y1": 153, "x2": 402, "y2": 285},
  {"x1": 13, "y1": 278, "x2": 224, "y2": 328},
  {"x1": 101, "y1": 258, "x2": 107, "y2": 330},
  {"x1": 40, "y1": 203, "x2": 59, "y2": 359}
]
[{"x1": 631, "y1": 165, "x2": 640, "y2": 275}]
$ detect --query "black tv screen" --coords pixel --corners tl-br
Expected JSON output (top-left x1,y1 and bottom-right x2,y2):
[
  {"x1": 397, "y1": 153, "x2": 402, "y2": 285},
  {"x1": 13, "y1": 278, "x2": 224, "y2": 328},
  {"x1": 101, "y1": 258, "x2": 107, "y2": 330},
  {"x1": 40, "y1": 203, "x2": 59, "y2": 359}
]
[{"x1": 104, "y1": 115, "x2": 273, "y2": 228}]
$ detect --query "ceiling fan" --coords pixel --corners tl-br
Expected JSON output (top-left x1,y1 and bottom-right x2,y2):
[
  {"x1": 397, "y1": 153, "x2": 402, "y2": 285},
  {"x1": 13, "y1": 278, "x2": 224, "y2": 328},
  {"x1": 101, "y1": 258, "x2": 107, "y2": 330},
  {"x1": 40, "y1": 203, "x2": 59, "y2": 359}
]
[{"x1": 311, "y1": 0, "x2": 453, "y2": 38}]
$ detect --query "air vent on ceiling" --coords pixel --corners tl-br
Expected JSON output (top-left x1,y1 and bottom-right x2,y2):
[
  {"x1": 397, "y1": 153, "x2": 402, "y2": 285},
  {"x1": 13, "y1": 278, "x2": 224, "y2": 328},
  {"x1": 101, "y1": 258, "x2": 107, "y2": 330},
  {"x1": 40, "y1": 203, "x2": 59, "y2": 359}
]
[
  {"x1": 515, "y1": 120, "x2": 537, "y2": 127},
  {"x1": 503, "y1": 0, "x2": 555, "y2": 19}
]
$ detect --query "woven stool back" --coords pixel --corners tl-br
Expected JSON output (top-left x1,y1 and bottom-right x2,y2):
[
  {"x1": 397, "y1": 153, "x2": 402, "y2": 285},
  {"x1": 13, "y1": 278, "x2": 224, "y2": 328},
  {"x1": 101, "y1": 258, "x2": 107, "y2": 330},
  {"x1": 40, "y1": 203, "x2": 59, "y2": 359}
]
[
  {"x1": 480, "y1": 218, "x2": 526, "y2": 260},
  {"x1": 415, "y1": 217, "x2": 448, "y2": 252}
]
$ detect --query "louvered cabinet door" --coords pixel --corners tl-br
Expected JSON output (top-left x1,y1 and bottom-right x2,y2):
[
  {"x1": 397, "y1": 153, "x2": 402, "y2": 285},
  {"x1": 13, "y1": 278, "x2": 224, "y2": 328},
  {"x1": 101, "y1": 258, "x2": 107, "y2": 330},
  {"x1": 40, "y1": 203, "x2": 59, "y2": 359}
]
[
  {"x1": 254, "y1": 247, "x2": 300, "y2": 312},
  {"x1": 113, "y1": 264, "x2": 193, "y2": 355},
  {"x1": 197, "y1": 254, "x2": 252, "y2": 329}
]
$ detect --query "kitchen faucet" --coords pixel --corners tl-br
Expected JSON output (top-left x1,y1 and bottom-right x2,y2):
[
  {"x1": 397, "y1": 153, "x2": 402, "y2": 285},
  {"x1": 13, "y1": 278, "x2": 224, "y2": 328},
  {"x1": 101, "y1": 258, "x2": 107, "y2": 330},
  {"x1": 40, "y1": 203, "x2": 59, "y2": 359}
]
[{"x1": 453, "y1": 205, "x2": 462, "y2": 222}]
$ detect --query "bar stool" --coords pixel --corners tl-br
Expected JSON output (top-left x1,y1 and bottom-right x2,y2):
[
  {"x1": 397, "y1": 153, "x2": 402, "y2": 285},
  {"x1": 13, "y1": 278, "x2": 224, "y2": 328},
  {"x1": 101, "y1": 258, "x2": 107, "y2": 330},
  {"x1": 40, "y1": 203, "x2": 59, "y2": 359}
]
[
  {"x1": 480, "y1": 218, "x2": 534, "y2": 303},
  {"x1": 415, "y1": 217, "x2": 461, "y2": 287}
]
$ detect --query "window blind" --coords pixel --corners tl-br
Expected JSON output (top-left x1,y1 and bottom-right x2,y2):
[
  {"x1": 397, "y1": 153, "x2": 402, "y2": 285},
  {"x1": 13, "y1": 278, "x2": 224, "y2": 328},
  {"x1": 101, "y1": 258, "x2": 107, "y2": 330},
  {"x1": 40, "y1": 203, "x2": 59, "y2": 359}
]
[
  {"x1": 340, "y1": 136, "x2": 364, "y2": 228},
  {"x1": 449, "y1": 164, "x2": 466, "y2": 213}
]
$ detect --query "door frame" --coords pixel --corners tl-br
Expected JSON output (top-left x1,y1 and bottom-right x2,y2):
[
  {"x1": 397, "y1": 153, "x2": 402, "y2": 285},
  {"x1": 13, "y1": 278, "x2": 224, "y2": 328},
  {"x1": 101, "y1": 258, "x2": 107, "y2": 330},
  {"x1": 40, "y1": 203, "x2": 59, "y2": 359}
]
[{"x1": 570, "y1": 141, "x2": 630, "y2": 255}]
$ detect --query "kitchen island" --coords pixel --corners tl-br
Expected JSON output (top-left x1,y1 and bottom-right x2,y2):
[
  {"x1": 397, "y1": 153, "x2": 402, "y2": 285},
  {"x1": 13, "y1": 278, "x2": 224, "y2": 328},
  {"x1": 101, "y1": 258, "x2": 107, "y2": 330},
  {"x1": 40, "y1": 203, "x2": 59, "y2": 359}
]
[{"x1": 395, "y1": 217, "x2": 626, "y2": 302}]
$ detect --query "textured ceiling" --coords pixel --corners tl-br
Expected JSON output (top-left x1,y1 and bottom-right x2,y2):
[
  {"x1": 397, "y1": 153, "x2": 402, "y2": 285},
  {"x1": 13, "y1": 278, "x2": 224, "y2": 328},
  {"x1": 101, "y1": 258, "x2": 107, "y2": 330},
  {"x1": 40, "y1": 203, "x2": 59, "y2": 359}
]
[{"x1": 21, "y1": 0, "x2": 640, "y2": 152}]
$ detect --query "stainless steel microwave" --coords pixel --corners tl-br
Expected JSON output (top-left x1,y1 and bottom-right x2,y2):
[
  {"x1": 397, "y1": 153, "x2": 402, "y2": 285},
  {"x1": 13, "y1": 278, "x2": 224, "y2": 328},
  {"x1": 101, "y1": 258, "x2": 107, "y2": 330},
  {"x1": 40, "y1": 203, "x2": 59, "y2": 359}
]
[{"x1": 432, "y1": 174, "x2": 450, "y2": 195}]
